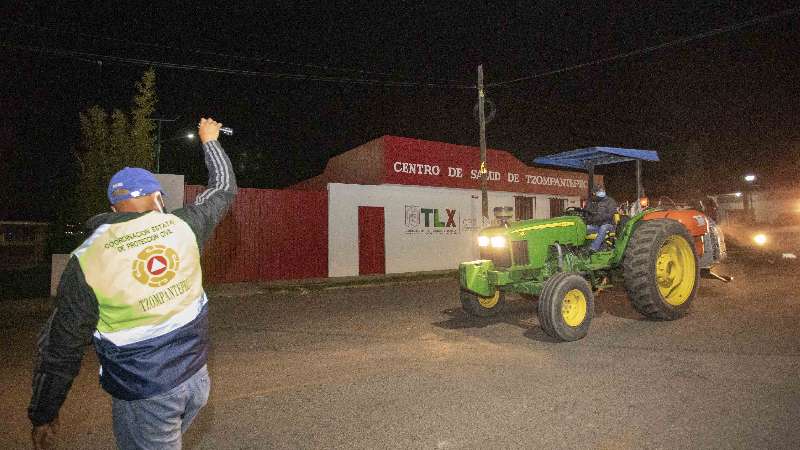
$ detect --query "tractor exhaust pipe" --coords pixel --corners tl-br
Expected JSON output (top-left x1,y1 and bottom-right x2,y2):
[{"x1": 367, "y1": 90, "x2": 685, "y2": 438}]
[{"x1": 551, "y1": 243, "x2": 564, "y2": 272}]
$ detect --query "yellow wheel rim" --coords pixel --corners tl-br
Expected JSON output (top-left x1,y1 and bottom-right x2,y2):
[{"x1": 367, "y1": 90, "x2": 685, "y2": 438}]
[
  {"x1": 656, "y1": 235, "x2": 696, "y2": 306},
  {"x1": 478, "y1": 290, "x2": 501, "y2": 309},
  {"x1": 561, "y1": 289, "x2": 587, "y2": 327}
]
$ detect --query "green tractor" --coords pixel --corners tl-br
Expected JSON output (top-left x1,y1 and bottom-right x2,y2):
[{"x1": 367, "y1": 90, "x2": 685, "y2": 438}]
[{"x1": 459, "y1": 147, "x2": 712, "y2": 341}]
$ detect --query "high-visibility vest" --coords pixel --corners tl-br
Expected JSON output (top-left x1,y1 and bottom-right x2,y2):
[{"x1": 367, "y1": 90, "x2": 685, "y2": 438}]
[{"x1": 74, "y1": 212, "x2": 208, "y2": 399}]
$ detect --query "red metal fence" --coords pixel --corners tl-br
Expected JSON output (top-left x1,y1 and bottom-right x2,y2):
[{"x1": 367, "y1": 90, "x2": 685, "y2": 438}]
[{"x1": 185, "y1": 186, "x2": 328, "y2": 283}]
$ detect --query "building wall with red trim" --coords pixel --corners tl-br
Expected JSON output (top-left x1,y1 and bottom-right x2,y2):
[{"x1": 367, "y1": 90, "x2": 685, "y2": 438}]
[
  {"x1": 382, "y1": 136, "x2": 601, "y2": 197},
  {"x1": 185, "y1": 186, "x2": 328, "y2": 283},
  {"x1": 190, "y1": 136, "x2": 601, "y2": 283},
  {"x1": 289, "y1": 135, "x2": 601, "y2": 197}
]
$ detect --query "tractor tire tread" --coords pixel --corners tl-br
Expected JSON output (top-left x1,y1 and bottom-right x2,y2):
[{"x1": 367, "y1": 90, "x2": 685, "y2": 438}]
[
  {"x1": 537, "y1": 272, "x2": 570, "y2": 335},
  {"x1": 622, "y1": 219, "x2": 698, "y2": 320},
  {"x1": 537, "y1": 272, "x2": 593, "y2": 341}
]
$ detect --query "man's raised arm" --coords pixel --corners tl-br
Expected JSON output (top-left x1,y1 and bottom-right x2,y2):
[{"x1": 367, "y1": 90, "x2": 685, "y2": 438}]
[{"x1": 180, "y1": 118, "x2": 238, "y2": 247}]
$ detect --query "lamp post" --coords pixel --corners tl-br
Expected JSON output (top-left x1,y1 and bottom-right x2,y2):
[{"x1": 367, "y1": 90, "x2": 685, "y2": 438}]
[
  {"x1": 156, "y1": 130, "x2": 195, "y2": 173},
  {"x1": 743, "y1": 173, "x2": 757, "y2": 222},
  {"x1": 151, "y1": 117, "x2": 179, "y2": 173}
]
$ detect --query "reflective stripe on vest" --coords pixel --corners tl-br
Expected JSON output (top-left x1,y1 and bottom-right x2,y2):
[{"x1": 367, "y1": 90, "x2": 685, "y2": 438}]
[{"x1": 76, "y1": 212, "x2": 204, "y2": 339}]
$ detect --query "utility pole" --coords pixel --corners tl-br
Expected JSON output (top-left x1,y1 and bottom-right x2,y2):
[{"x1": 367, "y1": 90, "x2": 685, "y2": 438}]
[
  {"x1": 151, "y1": 117, "x2": 178, "y2": 173},
  {"x1": 636, "y1": 160, "x2": 643, "y2": 201},
  {"x1": 477, "y1": 65, "x2": 489, "y2": 221}
]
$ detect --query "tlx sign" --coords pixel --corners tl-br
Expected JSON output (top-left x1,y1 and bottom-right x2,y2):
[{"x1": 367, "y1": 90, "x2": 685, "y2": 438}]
[
  {"x1": 421, "y1": 208, "x2": 457, "y2": 228},
  {"x1": 406, "y1": 206, "x2": 457, "y2": 228}
]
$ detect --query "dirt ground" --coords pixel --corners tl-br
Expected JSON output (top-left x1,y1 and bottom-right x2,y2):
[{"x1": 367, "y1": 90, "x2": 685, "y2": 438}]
[{"x1": 2, "y1": 252, "x2": 799, "y2": 449}]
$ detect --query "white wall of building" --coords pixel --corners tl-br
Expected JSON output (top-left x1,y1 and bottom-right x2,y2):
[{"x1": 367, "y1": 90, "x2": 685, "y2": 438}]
[
  {"x1": 155, "y1": 174, "x2": 185, "y2": 212},
  {"x1": 328, "y1": 183, "x2": 580, "y2": 277}
]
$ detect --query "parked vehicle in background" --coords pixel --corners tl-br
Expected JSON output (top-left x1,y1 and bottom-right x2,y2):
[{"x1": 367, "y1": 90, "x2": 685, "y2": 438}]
[
  {"x1": 0, "y1": 221, "x2": 52, "y2": 299},
  {"x1": 0, "y1": 221, "x2": 49, "y2": 271}
]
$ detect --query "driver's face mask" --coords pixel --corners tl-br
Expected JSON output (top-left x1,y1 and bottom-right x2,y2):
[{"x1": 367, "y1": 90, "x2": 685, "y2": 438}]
[{"x1": 595, "y1": 190, "x2": 606, "y2": 199}]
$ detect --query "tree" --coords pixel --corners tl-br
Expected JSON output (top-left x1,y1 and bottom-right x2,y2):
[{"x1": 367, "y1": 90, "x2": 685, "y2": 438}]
[
  {"x1": 129, "y1": 68, "x2": 157, "y2": 169},
  {"x1": 74, "y1": 68, "x2": 157, "y2": 220}
]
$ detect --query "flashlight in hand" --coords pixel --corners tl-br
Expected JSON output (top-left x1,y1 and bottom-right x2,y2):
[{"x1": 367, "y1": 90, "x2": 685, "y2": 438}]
[{"x1": 220, "y1": 127, "x2": 233, "y2": 136}]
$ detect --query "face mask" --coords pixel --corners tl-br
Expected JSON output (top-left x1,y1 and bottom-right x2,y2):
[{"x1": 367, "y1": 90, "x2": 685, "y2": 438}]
[
  {"x1": 596, "y1": 190, "x2": 606, "y2": 198},
  {"x1": 153, "y1": 192, "x2": 167, "y2": 213}
]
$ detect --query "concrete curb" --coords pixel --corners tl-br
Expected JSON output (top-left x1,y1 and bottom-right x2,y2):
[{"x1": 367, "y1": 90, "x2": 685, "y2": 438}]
[{"x1": 207, "y1": 270, "x2": 458, "y2": 297}]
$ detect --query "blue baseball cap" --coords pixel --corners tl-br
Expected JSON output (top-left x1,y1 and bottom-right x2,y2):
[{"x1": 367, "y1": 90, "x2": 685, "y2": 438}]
[{"x1": 107, "y1": 167, "x2": 163, "y2": 205}]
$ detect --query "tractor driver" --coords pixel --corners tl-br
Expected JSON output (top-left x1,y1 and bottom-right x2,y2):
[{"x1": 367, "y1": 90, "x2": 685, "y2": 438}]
[{"x1": 586, "y1": 187, "x2": 618, "y2": 252}]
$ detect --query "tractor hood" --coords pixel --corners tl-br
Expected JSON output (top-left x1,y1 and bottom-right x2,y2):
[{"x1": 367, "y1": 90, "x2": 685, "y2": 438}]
[
  {"x1": 506, "y1": 216, "x2": 587, "y2": 246},
  {"x1": 475, "y1": 216, "x2": 588, "y2": 270}
]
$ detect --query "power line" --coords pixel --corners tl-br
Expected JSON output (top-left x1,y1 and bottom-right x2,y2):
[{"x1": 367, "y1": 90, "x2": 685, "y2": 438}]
[
  {"x1": 0, "y1": 41, "x2": 476, "y2": 90},
  {"x1": 488, "y1": 6, "x2": 800, "y2": 88},
  {"x1": 0, "y1": 19, "x2": 470, "y2": 85}
]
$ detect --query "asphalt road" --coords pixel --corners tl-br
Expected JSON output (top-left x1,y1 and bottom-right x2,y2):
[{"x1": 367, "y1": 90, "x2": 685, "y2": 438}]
[{"x1": 2, "y1": 253, "x2": 799, "y2": 449}]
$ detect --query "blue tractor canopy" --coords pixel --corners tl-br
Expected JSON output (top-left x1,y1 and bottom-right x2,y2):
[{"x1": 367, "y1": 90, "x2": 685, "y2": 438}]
[{"x1": 533, "y1": 147, "x2": 660, "y2": 200}]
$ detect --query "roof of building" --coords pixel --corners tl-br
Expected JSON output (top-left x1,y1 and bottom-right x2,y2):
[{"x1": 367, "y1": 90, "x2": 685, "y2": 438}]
[{"x1": 290, "y1": 135, "x2": 601, "y2": 198}]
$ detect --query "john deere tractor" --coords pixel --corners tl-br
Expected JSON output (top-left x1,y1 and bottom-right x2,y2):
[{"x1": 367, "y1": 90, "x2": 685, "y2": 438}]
[{"x1": 459, "y1": 147, "x2": 721, "y2": 341}]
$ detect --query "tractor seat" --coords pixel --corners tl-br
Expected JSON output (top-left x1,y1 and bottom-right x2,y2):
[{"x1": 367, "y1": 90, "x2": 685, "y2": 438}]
[{"x1": 585, "y1": 213, "x2": 622, "y2": 242}]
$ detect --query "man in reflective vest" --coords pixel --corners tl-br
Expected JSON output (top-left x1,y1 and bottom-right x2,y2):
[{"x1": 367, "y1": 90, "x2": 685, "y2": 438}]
[{"x1": 28, "y1": 118, "x2": 237, "y2": 449}]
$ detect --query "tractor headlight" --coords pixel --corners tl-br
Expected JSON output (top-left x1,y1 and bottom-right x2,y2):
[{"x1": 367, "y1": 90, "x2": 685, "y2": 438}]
[
  {"x1": 490, "y1": 236, "x2": 507, "y2": 248},
  {"x1": 478, "y1": 236, "x2": 490, "y2": 247},
  {"x1": 753, "y1": 233, "x2": 768, "y2": 246}
]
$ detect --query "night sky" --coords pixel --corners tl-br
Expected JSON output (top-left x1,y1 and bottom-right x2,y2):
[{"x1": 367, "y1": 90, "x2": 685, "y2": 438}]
[{"x1": 2, "y1": 1, "x2": 799, "y2": 221}]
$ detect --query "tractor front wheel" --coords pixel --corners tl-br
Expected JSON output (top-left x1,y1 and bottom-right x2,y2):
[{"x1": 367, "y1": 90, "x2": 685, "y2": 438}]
[
  {"x1": 622, "y1": 219, "x2": 699, "y2": 320},
  {"x1": 460, "y1": 289, "x2": 506, "y2": 317},
  {"x1": 537, "y1": 273, "x2": 594, "y2": 341}
]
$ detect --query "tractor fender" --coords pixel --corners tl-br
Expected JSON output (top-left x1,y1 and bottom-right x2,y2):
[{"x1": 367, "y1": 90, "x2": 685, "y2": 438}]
[
  {"x1": 641, "y1": 209, "x2": 709, "y2": 256},
  {"x1": 459, "y1": 260, "x2": 496, "y2": 297}
]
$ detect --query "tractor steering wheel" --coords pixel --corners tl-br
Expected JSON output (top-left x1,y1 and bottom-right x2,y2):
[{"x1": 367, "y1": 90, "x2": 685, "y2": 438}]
[{"x1": 564, "y1": 206, "x2": 590, "y2": 221}]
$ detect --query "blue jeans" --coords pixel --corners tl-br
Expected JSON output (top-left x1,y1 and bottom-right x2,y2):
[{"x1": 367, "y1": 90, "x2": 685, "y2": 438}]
[
  {"x1": 112, "y1": 365, "x2": 211, "y2": 450},
  {"x1": 587, "y1": 223, "x2": 615, "y2": 251}
]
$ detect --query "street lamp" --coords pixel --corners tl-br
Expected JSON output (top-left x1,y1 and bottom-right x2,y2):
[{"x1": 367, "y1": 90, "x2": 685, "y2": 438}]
[
  {"x1": 742, "y1": 174, "x2": 757, "y2": 222},
  {"x1": 156, "y1": 131, "x2": 195, "y2": 173},
  {"x1": 162, "y1": 132, "x2": 195, "y2": 143}
]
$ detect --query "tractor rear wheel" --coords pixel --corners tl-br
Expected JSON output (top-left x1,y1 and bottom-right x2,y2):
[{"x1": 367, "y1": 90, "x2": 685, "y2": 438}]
[
  {"x1": 460, "y1": 289, "x2": 506, "y2": 317},
  {"x1": 537, "y1": 273, "x2": 594, "y2": 341},
  {"x1": 623, "y1": 219, "x2": 699, "y2": 320}
]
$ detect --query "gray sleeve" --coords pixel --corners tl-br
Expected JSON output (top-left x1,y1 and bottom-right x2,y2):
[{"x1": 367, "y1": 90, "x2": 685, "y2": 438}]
[{"x1": 176, "y1": 140, "x2": 238, "y2": 247}]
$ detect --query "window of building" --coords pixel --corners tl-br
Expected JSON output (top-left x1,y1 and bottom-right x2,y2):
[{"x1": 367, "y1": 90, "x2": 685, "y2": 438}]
[
  {"x1": 549, "y1": 198, "x2": 566, "y2": 218},
  {"x1": 514, "y1": 196, "x2": 535, "y2": 220}
]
